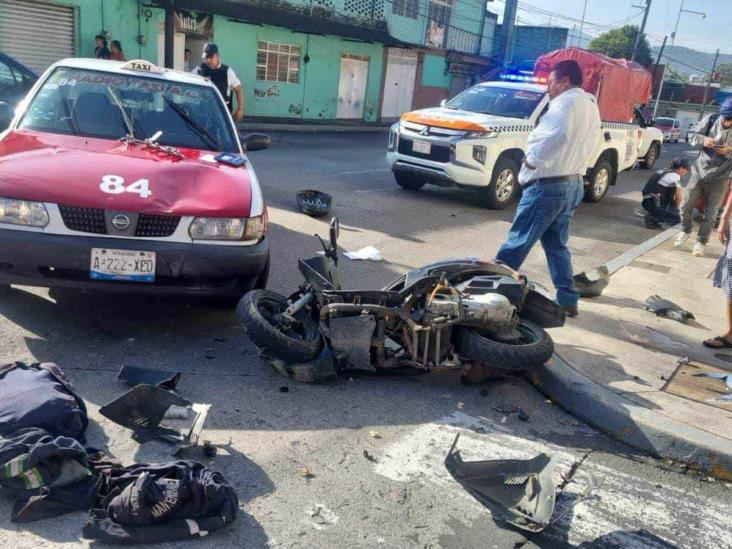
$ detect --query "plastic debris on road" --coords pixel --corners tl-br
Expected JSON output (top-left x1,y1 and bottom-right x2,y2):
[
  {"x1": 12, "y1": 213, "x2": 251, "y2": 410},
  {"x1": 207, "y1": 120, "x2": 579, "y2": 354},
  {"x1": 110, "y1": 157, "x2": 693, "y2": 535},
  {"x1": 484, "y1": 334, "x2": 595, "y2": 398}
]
[{"x1": 344, "y1": 246, "x2": 382, "y2": 261}]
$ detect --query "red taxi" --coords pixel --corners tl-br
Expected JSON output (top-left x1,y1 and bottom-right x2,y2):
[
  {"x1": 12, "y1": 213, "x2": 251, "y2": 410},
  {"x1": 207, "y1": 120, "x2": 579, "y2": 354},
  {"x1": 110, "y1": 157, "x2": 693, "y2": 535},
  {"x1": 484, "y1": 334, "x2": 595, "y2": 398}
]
[{"x1": 0, "y1": 58, "x2": 269, "y2": 297}]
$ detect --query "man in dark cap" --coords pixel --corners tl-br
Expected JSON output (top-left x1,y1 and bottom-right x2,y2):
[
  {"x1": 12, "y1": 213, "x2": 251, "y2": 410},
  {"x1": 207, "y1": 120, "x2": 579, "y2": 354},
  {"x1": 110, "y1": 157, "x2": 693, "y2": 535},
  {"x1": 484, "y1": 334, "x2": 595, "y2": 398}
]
[
  {"x1": 675, "y1": 99, "x2": 732, "y2": 256},
  {"x1": 640, "y1": 157, "x2": 689, "y2": 228},
  {"x1": 191, "y1": 43, "x2": 244, "y2": 122}
]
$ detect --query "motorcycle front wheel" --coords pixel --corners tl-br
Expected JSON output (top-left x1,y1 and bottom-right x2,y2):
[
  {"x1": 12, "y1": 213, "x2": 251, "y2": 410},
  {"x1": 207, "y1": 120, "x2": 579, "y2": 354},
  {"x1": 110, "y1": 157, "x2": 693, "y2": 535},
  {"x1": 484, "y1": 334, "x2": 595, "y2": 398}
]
[
  {"x1": 236, "y1": 290, "x2": 323, "y2": 364},
  {"x1": 455, "y1": 319, "x2": 554, "y2": 377}
]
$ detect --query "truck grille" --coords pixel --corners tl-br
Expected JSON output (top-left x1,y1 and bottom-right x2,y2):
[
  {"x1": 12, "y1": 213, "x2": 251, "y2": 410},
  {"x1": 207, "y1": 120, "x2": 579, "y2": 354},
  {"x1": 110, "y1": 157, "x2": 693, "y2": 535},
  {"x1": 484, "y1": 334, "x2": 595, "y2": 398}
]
[
  {"x1": 398, "y1": 138, "x2": 451, "y2": 163},
  {"x1": 58, "y1": 205, "x2": 181, "y2": 237},
  {"x1": 58, "y1": 205, "x2": 106, "y2": 234}
]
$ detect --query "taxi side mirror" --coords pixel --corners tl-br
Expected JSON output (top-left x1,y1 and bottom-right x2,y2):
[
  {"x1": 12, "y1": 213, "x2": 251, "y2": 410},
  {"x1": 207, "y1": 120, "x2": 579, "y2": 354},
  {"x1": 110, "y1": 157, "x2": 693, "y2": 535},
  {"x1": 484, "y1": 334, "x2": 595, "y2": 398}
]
[
  {"x1": 0, "y1": 102, "x2": 13, "y2": 129},
  {"x1": 241, "y1": 133, "x2": 271, "y2": 151}
]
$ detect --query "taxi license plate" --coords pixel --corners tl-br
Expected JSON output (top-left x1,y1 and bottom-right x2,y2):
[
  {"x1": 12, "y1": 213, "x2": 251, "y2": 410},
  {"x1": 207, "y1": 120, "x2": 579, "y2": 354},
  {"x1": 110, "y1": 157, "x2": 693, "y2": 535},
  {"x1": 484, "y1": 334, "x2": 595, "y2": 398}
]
[
  {"x1": 412, "y1": 140, "x2": 431, "y2": 155},
  {"x1": 90, "y1": 248, "x2": 156, "y2": 282}
]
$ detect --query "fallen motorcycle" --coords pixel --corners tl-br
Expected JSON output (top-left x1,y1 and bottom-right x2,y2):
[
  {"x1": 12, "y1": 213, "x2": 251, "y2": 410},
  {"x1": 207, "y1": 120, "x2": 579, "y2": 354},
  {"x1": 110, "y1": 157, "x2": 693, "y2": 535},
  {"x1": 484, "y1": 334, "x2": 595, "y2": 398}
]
[{"x1": 236, "y1": 218, "x2": 565, "y2": 381}]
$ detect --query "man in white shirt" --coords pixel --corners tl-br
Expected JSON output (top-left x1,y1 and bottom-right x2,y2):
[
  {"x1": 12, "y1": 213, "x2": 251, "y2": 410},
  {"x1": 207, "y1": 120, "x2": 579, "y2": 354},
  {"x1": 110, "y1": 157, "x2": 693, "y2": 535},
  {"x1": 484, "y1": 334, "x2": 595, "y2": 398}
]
[
  {"x1": 191, "y1": 43, "x2": 244, "y2": 122},
  {"x1": 496, "y1": 60, "x2": 601, "y2": 317}
]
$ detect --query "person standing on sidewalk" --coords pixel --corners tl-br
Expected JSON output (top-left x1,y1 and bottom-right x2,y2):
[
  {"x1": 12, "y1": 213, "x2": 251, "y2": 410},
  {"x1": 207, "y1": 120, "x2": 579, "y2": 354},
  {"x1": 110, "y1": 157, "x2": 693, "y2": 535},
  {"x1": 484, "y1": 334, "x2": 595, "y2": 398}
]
[
  {"x1": 674, "y1": 99, "x2": 732, "y2": 257},
  {"x1": 94, "y1": 34, "x2": 110, "y2": 60},
  {"x1": 495, "y1": 60, "x2": 601, "y2": 317},
  {"x1": 705, "y1": 185, "x2": 732, "y2": 348},
  {"x1": 109, "y1": 40, "x2": 125, "y2": 62},
  {"x1": 191, "y1": 43, "x2": 244, "y2": 122}
]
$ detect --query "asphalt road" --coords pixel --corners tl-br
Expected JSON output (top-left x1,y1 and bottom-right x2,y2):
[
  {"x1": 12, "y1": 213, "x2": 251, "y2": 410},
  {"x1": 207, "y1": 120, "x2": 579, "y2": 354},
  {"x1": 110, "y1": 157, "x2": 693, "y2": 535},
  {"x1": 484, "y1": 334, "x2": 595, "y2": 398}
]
[{"x1": 1, "y1": 135, "x2": 730, "y2": 549}]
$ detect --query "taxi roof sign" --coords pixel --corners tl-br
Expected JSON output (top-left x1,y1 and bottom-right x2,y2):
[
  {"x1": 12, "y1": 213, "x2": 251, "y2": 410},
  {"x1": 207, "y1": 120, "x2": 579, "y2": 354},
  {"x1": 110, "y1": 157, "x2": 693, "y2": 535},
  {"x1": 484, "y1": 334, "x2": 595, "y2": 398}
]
[{"x1": 121, "y1": 59, "x2": 164, "y2": 74}]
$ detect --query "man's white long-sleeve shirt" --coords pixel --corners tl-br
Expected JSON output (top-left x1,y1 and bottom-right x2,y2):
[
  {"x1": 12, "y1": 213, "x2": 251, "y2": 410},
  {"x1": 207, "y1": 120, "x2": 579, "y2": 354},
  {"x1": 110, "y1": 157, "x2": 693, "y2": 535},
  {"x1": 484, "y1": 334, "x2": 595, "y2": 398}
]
[{"x1": 519, "y1": 87, "x2": 602, "y2": 185}]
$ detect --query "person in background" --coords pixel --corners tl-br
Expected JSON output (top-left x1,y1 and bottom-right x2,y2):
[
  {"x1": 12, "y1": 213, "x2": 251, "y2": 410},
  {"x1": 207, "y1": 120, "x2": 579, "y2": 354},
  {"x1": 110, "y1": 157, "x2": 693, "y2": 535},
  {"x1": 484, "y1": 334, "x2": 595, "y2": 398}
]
[
  {"x1": 640, "y1": 157, "x2": 689, "y2": 229},
  {"x1": 674, "y1": 99, "x2": 732, "y2": 257},
  {"x1": 704, "y1": 183, "x2": 732, "y2": 349},
  {"x1": 94, "y1": 34, "x2": 110, "y2": 60},
  {"x1": 495, "y1": 60, "x2": 601, "y2": 318},
  {"x1": 191, "y1": 43, "x2": 244, "y2": 122},
  {"x1": 109, "y1": 40, "x2": 125, "y2": 62},
  {"x1": 184, "y1": 49, "x2": 192, "y2": 72}
]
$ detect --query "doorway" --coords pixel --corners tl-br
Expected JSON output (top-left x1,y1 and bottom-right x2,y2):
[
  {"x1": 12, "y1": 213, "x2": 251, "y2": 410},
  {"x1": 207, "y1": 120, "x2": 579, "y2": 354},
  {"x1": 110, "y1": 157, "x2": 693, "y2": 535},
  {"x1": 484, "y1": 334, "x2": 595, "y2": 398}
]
[
  {"x1": 337, "y1": 54, "x2": 369, "y2": 119},
  {"x1": 381, "y1": 48, "x2": 417, "y2": 119}
]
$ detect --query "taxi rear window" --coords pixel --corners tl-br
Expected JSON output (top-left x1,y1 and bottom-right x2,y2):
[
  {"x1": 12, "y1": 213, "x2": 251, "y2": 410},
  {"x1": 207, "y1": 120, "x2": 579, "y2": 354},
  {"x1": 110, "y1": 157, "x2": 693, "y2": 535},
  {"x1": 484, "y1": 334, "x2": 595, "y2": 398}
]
[{"x1": 18, "y1": 67, "x2": 237, "y2": 153}]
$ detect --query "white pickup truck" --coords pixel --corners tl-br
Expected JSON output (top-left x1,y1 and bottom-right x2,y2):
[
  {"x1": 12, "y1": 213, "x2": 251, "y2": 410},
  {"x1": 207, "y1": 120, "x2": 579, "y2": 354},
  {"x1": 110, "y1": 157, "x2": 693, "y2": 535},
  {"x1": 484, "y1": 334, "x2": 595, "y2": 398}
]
[{"x1": 386, "y1": 81, "x2": 663, "y2": 209}]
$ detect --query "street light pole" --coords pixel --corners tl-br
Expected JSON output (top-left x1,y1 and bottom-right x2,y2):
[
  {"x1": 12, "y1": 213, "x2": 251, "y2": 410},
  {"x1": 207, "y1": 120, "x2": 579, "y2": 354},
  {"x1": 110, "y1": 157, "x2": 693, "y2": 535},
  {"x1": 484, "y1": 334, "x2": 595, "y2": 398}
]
[
  {"x1": 652, "y1": 0, "x2": 706, "y2": 118},
  {"x1": 578, "y1": 0, "x2": 589, "y2": 47}
]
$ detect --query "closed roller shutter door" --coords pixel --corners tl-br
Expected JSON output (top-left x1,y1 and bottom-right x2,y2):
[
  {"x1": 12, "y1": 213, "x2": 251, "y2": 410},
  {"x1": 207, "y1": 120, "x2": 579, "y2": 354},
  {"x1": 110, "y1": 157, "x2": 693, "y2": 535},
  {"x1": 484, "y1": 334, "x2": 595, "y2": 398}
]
[{"x1": 0, "y1": 0, "x2": 76, "y2": 73}]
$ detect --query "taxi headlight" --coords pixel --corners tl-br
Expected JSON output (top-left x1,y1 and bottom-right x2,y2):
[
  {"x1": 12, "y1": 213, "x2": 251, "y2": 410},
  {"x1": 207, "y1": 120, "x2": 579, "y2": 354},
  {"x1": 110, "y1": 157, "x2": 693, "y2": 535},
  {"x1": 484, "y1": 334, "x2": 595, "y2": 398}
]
[
  {"x1": 0, "y1": 198, "x2": 49, "y2": 227},
  {"x1": 465, "y1": 130, "x2": 500, "y2": 139},
  {"x1": 188, "y1": 216, "x2": 265, "y2": 241}
]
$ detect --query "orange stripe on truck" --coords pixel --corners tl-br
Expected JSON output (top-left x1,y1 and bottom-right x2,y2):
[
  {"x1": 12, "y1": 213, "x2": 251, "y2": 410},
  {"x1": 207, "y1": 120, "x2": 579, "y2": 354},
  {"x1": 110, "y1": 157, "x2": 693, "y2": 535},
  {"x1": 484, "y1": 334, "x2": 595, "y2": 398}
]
[{"x1": 401, "y1": 112, "x2": 487, "y2": 132}]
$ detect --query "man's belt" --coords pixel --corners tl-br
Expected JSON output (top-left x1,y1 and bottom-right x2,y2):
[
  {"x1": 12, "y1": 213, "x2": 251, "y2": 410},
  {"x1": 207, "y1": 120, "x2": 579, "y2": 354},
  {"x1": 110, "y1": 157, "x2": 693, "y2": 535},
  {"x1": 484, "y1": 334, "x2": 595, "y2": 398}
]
[{"x1": 529, "y1": 174, "x2": 583, "y2": 185}]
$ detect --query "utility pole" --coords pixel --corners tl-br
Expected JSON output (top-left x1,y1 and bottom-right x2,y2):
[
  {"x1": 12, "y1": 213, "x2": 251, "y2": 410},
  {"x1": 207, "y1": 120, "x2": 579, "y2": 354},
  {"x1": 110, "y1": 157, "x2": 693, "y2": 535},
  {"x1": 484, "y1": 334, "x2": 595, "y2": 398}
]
[
  {"x1": 578, "y1": 0, "x2": 589, "y2": 47},
  {"x1": 631, "y1": 0, "x2": 652, "y2": 62},
  {"x1": 650, "y1": 35, "x2": 667, "y2": 98},
  {"x1": 653, "y1": 0, "x2": 706, "y2": 119},
  {"x1": 164, "y1": 0, "x2": 175, "y2": 69},
  {"x1": 497, "y1": 0, "x2": 518, "y2": 69},
  {"x1": 699, "y1": 48, "x2": 721, "y2": 119}
]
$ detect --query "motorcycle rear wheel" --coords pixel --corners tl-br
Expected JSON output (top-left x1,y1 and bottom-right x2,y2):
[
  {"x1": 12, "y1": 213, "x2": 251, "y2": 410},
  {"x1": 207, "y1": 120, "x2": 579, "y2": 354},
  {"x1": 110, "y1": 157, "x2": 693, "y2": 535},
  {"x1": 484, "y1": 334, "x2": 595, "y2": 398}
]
[
  {"x1": 455, "y1": 320, "x2": 554, "y2": 379},
  {"x1": 237, "y1": 290, "x2": 323, "y2": 364}
]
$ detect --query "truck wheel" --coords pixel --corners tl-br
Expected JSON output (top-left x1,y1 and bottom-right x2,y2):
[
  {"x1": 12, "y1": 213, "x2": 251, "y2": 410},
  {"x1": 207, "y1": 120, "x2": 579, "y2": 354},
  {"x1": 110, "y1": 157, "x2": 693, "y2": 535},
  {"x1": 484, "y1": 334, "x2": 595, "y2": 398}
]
[
  {"x1": 584, "y1": 158, "x2": 612, "y2": 203},
  {"x1": 237, "y1": 290, "x2": 323, "y2": 364},
  {"x1": 641, "y1": 142, "x2": 660, "y2": 169},
  {"x1": 455, "y1": 320, "x2": 554, "y2": 378},
  {"x1": 394, "y1": 172, "x2": 425, "y2": 191},
  {"x1": 480, "y1": 157, "x2": 519, "y2": 210}
]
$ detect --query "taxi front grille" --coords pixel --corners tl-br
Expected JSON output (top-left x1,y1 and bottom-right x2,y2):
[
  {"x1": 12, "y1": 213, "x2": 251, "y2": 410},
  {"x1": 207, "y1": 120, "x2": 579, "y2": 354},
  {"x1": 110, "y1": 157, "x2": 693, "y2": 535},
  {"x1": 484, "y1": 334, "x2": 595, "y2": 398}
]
[
  {"x1": 398, "y1": 138, "x2": 451, "y2": 163},
  {"x1": 58, "y1": 205, "x2": 106, "y2": 234},
  {"x1": 58, "y1": 205, "x2": 181, "y2": 237}
]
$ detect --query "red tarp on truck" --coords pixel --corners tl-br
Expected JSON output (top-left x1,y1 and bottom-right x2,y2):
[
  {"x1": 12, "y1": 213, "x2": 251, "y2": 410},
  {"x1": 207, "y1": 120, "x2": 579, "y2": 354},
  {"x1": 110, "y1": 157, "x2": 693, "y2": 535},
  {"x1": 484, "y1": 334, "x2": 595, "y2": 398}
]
[{"x1": 534, "y1": 48, "x2": 652, "y2": 123}]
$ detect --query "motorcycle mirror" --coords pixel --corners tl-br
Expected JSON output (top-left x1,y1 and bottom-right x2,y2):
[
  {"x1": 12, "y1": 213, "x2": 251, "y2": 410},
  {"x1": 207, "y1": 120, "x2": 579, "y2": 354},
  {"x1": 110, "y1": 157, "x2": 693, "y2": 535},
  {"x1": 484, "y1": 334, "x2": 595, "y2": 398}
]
[{"x1": 329, "y1": 217, "x2": 340, "y2": 248}]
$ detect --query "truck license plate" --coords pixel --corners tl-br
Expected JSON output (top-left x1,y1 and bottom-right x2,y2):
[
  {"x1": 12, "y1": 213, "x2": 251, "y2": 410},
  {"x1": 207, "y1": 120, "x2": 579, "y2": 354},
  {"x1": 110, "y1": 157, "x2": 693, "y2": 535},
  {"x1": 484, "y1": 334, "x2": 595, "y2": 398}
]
[
  {"x1": 412, "y1": 140, "x2": 431, "y2": 155},
  {"x1": 90, "y1": 248, "x2": 156, "y2": 282}
]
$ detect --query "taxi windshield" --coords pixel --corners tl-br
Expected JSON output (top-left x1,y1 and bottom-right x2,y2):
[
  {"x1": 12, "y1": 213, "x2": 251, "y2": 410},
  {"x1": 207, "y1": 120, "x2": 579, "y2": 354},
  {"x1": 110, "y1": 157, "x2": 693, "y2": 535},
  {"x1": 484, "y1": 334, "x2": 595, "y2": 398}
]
[
  {"x1": 445, "y1": 85, "x2": 544, "y2": 119},
  {"x1": 18, "y1": 67, "x2": 237, "y2": 153},
  {"x1": 655, "y1": 117, "x2": 674, "y2": 126}
]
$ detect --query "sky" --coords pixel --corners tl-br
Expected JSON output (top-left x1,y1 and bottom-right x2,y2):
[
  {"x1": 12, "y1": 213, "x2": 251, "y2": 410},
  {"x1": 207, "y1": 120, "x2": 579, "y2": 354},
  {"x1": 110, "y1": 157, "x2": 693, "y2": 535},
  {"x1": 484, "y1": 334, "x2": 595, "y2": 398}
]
[{"x1": 487, "y1": 0, "x2": 732, "y2": 56}]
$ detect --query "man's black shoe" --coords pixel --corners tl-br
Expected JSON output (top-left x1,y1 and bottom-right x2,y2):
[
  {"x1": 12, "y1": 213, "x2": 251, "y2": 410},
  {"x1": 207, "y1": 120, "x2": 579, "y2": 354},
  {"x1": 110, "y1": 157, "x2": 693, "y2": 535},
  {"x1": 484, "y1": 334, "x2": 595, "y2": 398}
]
[
  {"x1": 644, "y1": 215, "x2": 661, "y2": 229},
  {"x1": 564, "y1": 305, "x2": 578, "y2": 318}
]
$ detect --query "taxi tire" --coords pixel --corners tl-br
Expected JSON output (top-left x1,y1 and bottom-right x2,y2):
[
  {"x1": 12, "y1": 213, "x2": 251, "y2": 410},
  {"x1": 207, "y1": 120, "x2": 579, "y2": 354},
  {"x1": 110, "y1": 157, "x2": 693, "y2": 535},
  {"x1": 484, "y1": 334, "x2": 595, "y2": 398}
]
[
  {"x1": 480, "y1": 157, "x2": 519, "y2": 210},
  {"x1": 237, "y1": 289, "x2": 323, "y2": 364},
  {"x1": 394, "y1": 172, "x2": 425, "y2": 191}
]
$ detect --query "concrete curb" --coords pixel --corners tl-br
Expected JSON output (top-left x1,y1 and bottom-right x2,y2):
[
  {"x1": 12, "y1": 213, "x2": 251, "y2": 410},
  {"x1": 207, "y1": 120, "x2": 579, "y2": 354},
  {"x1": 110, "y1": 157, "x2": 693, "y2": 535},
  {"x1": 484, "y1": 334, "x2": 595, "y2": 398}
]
[
  {"x1": 531, "y1": 227, "x2": 732, "y2": 480},
  {"x1": 532, "y1": 355, "x2": 732, "y2": 481},
  {"x1": 238, "y1": 123, "x2": 389, "y2": 133}
]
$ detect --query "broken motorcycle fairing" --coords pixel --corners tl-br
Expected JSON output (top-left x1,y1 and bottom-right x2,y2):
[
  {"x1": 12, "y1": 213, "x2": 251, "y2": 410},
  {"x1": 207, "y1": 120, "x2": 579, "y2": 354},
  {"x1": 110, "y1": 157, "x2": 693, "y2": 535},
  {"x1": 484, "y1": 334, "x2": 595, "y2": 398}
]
[
  {"x1": 445, "y1": 434, "x2": 557, "y2": 532},
  {"x1": 237, "y1": 218, "x2": 562, "y2": 378}
]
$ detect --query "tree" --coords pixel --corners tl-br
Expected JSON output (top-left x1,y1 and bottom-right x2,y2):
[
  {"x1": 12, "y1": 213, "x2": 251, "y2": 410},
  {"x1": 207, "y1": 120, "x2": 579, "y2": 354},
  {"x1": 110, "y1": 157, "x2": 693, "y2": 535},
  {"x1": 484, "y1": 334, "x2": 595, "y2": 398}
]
[
  {"x1": 588, "y1": 25, "x2": 653, "y2": 67},
  {"x1": 719, "y1": 63, "x2": 732, "y2": 87},
  {"x1": 665, "y1": 66, "x2": 686, "y2": 81}
]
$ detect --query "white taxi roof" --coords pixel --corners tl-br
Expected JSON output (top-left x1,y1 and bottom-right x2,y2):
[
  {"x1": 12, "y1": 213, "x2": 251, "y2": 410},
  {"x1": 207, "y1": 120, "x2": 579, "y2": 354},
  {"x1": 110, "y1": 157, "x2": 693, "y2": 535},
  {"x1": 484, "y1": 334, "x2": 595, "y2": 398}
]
[
  {"x1": 47, "y1": 57, "x2": 211, "y2": 87},
  {"x1": 477, "y1": 81, "x2": 547, "y2": 93}
]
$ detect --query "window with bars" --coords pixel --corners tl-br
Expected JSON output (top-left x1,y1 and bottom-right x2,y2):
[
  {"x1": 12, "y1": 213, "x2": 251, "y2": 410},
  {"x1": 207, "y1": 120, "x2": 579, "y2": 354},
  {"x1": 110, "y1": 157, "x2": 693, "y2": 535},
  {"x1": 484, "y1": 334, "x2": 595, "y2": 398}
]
[
  {"x1": 256, "y1": 41, "x2": 301, "y2": 84},
  {"x1": 392, "y1": 0, "x2": 419, "y2": 19}
]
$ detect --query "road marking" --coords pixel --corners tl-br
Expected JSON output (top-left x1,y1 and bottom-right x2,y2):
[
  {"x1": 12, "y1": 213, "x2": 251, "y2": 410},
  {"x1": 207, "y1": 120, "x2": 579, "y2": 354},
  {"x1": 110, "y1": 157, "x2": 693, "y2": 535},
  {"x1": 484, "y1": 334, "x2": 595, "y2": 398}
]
[{"x1": 373, "y1": 412, "x2": 732, "y2": 549}]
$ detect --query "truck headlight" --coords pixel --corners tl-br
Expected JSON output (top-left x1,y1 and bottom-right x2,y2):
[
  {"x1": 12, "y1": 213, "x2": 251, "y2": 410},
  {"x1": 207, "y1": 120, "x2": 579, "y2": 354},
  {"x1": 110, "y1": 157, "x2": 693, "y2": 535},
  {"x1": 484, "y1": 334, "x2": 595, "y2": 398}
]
[
  {"x1": 465, "y1": 130, "x2": 499, "y2": 139},
  {"x1": 0, "y1": 198, "x2": 49, "y2": 227},
  {"x1": 188, "y1": 216, "x2": 266, "y2": 241}
]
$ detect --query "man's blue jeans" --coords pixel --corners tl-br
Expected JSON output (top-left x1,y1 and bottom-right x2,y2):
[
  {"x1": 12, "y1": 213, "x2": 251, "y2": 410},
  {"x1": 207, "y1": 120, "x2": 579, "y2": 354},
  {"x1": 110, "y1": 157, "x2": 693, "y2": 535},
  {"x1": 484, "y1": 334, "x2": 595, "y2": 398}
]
[{"x1": 496, "y1": 179, "x2": 584, "y2": 307}]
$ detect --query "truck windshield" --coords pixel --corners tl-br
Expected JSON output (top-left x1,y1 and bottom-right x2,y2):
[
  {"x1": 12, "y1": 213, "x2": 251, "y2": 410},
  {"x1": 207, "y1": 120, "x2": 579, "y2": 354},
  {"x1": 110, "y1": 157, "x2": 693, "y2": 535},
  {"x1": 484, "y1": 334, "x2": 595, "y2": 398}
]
[
  {"x1": 18, "y1": 67, "x2": 237, "y2": 153},
  {"x1": 445, "y1": 86, "x2": 544, "y2": 119}
]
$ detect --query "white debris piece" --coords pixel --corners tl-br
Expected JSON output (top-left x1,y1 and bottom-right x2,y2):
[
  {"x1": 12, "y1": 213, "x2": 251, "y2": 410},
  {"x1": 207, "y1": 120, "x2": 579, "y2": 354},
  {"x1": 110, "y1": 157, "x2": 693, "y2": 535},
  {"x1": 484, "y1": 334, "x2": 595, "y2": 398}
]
[{"x1": 344, "y1": 246, "x2": 383, "y2": 261}]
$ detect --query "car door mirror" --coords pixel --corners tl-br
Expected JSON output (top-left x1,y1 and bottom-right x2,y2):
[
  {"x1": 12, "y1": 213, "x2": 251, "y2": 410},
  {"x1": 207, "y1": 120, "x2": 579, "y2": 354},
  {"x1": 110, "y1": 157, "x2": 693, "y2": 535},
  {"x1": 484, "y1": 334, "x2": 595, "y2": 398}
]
[
  {"x1": 0, "y1": 101, "x2": 13, "y2": 129},
  {"x1": 240, "y1": 132, "x2": 271, "y2": 151},
  {"x1": 440, "y1": 99, "x2": 447, "y2": 107}
]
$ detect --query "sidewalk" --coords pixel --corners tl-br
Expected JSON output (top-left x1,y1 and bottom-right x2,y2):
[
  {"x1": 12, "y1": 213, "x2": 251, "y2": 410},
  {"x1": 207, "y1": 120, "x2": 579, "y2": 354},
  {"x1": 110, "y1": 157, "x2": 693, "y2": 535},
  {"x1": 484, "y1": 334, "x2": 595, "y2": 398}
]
[
  {"x1": 237, "y1": 117, "x2": 391, "y2": 133},
  {"x1": 532, "y1": 231, "x2": 732, "y2": 480}
]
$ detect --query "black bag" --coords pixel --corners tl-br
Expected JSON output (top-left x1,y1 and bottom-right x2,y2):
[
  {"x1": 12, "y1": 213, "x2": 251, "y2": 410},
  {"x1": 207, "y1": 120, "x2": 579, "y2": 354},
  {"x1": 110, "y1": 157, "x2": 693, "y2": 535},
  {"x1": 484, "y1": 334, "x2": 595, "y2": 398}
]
[
  {"x1": 0, "y1": 362, "x2": 88, "y2": 440},
  {"x1": 0, "y1": 427, "x2": 100, "y2": 522},
  {"x1": 82, "y1": 461, "x2": 238, "y2": 544}
]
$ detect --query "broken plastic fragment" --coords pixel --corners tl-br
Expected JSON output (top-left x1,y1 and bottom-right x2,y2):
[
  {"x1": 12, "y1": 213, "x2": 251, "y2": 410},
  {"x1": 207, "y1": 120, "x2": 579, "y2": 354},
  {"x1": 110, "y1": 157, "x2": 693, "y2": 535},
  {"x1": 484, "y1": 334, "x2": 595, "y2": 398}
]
[
  {"x1": 344, "y1": 246, "x2": 382, "y2": 261},
  {"x1": 644, "y1": 295, "x2": 695, "y2": 324}
]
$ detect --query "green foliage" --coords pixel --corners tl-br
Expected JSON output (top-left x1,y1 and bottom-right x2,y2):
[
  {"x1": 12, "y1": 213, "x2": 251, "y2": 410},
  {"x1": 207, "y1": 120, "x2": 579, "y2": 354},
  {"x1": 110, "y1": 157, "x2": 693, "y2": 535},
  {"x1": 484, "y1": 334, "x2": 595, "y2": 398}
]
[
  {"x1": 719, "y1": 64, "x2": 732, "y2": 87},
  {"x1": 588, "y1": 25, "x2": 653, "y2": 67}
]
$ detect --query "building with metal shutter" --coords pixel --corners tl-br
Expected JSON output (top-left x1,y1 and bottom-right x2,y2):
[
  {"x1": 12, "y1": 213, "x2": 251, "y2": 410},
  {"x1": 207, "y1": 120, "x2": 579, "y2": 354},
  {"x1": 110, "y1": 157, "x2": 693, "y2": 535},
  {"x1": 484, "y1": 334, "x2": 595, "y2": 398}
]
[{"x1": 0, "y1": 0, "x2": 76, "y2": 73}]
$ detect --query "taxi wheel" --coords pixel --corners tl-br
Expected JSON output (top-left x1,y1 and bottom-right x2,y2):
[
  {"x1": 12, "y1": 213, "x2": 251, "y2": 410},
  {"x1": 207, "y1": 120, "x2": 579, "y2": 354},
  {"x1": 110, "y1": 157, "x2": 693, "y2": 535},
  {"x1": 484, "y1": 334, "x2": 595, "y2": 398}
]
[{"x1": 394, "y1": 172, "x2": 425, "y2": 191}]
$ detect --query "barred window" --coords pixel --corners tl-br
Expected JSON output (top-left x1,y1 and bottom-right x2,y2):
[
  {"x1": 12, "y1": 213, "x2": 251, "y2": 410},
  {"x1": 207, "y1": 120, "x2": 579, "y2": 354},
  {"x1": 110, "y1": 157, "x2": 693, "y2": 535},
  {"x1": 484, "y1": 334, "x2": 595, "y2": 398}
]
[
  {"x1": 256, "y1": 41, "x2": 301, "y2": 84},
  {"x1": 392, "y1": 0, "x2": 419, "y2": 19}
]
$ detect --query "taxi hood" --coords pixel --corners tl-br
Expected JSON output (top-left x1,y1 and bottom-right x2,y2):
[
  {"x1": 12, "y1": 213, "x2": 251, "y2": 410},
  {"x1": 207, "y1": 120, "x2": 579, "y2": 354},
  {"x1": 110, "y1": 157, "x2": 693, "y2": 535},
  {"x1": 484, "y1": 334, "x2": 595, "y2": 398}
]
[
  {"x1": 401, "y1": 107, "x2": 532, "y2": 132},
  {"x1": 0, "y1": 131, "x2": 254, "y2": 217}
]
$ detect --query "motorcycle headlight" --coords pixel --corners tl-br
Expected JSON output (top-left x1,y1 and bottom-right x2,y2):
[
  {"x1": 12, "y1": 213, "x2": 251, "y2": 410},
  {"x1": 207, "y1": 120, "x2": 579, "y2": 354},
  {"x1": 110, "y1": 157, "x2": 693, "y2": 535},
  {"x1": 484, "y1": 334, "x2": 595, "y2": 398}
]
[
  {"x1": 188, "y1": 216, "x2": 266, "y2": 241},
  {"x1": 0, "y1": 198, "x2": 49, "y2": 227},
  {"x1": 465, "y1": 130, "x2": 500, "y2": 139}
]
